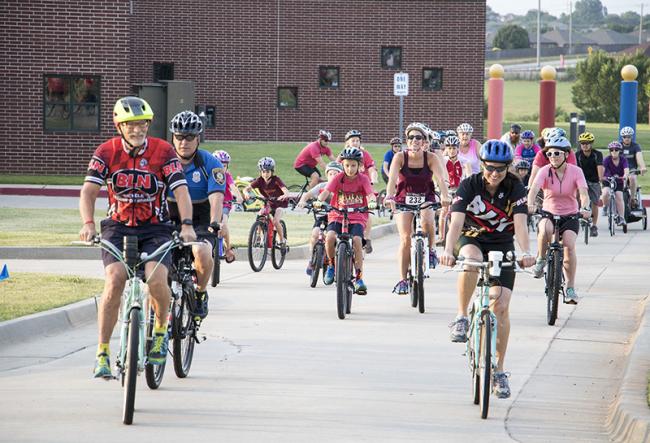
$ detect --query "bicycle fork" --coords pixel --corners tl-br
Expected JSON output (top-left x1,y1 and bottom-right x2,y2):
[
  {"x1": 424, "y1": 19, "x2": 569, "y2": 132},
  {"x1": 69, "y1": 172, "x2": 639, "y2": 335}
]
[
  {"x1": 410, "y1": 235, "x2": 430, "y2": 277},
  {"x1": 469, "y1": 291, "x2": 498, "y2": 372}
]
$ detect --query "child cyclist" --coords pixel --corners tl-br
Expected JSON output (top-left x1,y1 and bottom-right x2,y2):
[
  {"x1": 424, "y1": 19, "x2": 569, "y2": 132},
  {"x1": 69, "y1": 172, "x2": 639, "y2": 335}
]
[
  {"x1": 315, "y1": 147, "x2": 377, "y2": 295},
  {"x1": 213, "y1": 150, "x2": 244, "y2": 262},
  {"x1": 514, "y1": 130, "x2": 540, "y2": 168},
  {"x1": 243, "y1": 157, "x2": 291, "y2": 246},
  {"x1": 297, "y1": 161, "x2": 345, "y2": 275},
  {"x1": 438, "y1": 135, "x2": 464, "y2": 245}
]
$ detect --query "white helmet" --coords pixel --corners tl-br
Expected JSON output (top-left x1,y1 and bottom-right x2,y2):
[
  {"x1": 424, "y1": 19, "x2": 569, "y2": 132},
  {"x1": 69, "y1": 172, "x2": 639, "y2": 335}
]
[
  {"x1": 620, "y1": 126, "x2": 635, "y2": 137},
  {"x1": 405, "y1": 122, "x2": 430, "y2": 141},
  {"x1": 169, "y1": 110, "x2": 203, "y2": 135},
  {"x1": 456, "y1": 123, "x2": 473, "y2": 134},
  {"x1": 258, "y1": 157, "x2": 275, "y2": 171}
]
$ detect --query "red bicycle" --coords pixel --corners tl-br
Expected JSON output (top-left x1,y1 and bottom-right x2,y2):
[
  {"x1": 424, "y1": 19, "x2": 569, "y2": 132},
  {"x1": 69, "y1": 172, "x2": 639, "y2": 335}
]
[{"x1": 247, "y1": 196, "x2": 288, "y2": 272}]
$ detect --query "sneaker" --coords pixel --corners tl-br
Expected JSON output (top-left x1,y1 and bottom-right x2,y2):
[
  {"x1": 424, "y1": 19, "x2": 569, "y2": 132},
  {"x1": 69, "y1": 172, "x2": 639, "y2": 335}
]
[
  {"x1": 602, "y1": 206, "x2": 609, "y2": 217},
  {"x1": 449, "y1": 316, "x2": 469, "y2": 343},
  {"x1": 532, "y1": 257, "x2": 546, "y2": 279},
  {"x1": 93, "y1": 352, "x2": 112, "y2": 379},
  {"x1": 364, "y1": 239, "x2": 373, "y2": 254},
  {"x1": 324, "y1": 265, "x2": 335, "y2": 285},
  {"x1": 194, "y1": 290, "x2": 209, "y2": 319},
  {"x1": 492, "y1": 371, "x2": 511, "y2": 399},
  {"x1": 306, "y1": 262, "x2": 313, "y2": 276},
  {"x1": 354, "y1": 278, "x2": 367, "y2": 295},
  {"x1": 590, "y1": 225, "x2": 598, "y2": 237},
  {"x1": 429, "y1": 249, "x2": 439, "y2": 269},
  {"x1": 392, "y1": 279, "x2": 410, "y2": 295},
  {"x1": 565, "y1": 287, "x2": 579, "y2": 304},
  {"x1": 279, "y1": 240, "x2": 288, "y2": 254},
  {"x1": 148, "y1": 332, "x2": 169, "y2": 365}
]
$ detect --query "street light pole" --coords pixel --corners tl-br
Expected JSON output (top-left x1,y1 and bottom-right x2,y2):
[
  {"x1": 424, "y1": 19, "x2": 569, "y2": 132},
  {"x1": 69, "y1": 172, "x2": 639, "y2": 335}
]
[
  {"x1": 569, "y1": 0, "x2": 573, "y2": 55},
  {"x1": 640, "y1": 3, "x2": 644, "y2": 45},
  {"x1": 537, "y1": 0, "x2": 541, "y2": 68}
]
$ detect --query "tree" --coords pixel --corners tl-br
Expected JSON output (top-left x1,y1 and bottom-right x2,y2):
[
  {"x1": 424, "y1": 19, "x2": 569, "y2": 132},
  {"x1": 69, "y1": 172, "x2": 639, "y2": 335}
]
[
  {"x1": 486, "y1": 5, "x2": 501, "y2": 23},
  {"x1": 573, "y1": 0, "x2": 605, "y2": 26},
  {"x1": 572, "y1": 51, "x2": 650, "y2": 123},
  {"x1": 492, "y1": 24, "x2": 530, "y2": 50}
]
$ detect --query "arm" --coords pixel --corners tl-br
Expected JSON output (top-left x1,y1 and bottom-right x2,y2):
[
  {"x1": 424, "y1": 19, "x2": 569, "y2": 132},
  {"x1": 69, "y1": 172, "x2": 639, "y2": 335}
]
[
  {"x1": 526, "y1": 178, "x2": 542, "y2": 213},
  {"x1": 208, "y1": 192, "x2": 224, "y2": 225},
  {"x1": 429, "y1": 153, "x2": 451, "y2": 206},
  {"x1": 513, "y1": 213, "x2": 535, "y2": 267},
  {"x1": 382, "y1": 161, "x2": 390, "y2": 177},
  {"x1": 597, "y1": 165, "x2": 604, "y2": 182},
  {"x1": 368, "y1": 166, "x2": 378, "y2": 185},
  {"x1": 440, "y1": 211, "x2": 466, "y2": 266},
  {"x1": 79, "y1": 182, "x2": 101, "y2": 241},
  {"x1": 279, "y1": 186, "x2": 291, "y2": 200},
  {"x1": 172, "y1": 185, "x2": 197, "y2": 241},
  {"x1": 317, "y1": 189, "x2": 331, "y2": 202},
  {"x1": 578, "y1": 186, "x2": 590, "y2": 212},
  {"x1": 636, "y1": 151, "x2": 647, "y2": 174},
  {"x1": 623, "y1": 167, "x2": 630, "y2": 182},
  {"x1": 384, "y1": 153, "x2": 403, "y2": 210},
  {"x1": 230, "y1": 183, "x2": 244, "y2": 203},
  {"x1": 529, "y1": 164, "x2": 540, "y2": 185}
]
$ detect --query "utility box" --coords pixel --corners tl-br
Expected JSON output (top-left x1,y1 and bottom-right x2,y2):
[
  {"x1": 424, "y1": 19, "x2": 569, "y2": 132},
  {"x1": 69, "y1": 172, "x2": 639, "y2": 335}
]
[
  {"x1": 135, "y1": 83, "x2": 166, "y2": 139},
  {"x1": 134, "y1": 80, "x2": 195, "y2": 141}
]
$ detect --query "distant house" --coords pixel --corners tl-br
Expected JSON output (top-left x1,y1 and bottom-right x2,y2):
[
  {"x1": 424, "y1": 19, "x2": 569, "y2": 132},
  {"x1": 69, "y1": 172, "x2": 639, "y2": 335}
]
[
  {"x1": 541, "y1": 29, "x2": 595, "y2": 49},
  {"x1": 586, "y1": 29, "x2": 638, "y2": 51},
  {"x1": 625, "y1": 30, "x2": 650, "y2": 44},
  {"x1": 618, "y1": 42, "x2": 650, "y2": 57},
  {"x1": 528, "y1": 31, "x2": 557, "y2": 49}
]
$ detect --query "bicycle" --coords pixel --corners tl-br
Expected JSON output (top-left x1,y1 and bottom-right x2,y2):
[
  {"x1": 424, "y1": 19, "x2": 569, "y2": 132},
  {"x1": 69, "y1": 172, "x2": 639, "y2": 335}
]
[
  {"x1": 539, "y1": 212, "x2": 582, "y2": 325},
  {"x1": 603, "y1": 176, "x2": 623, "y2": 236},
  {"x1": 579, "y1": 216, "x2": 592, "y2": 245},
  {"x1": 304, "y1": 202, "x2": 329, "y2": 288},
  {"x1": 247, "y1": 196, "x2": 288, "y2": 272},
  {"x1": 211, "y1": 201, "x2": 238, "y2": 287},
  {"x1": 234, "y1": 176, "x2": 265, "y2": 212},
  {"x1": 448, "y1": 252, "x2": 526, "y2": 419},
  {"x1": 623, "y1": 169, "x2": 648, "y2": 231},
  {"x1": 394, "y1": 200, "x2": 440, "y2": 314}
]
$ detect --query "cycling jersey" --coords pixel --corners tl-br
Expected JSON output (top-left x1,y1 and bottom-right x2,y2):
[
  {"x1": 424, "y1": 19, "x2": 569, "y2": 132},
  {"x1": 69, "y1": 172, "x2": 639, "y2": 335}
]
[
  {"x1": 360, "y1": 148, "x2": 376, "y2": 180},
  {"x1": 514, "y1": 144, "x2": 541, "y2": 164},
  {"x1": 533, "y1": 164, "x2": 587, "y2": 216},
  {"x1": 576, "y1": 149, "x2": 603, "y2": 183},
  {"x1": 85, "y1": 136, "x2": 187, "y2": 227},
  {"x1": 602, "y1": 156, "x2": 629, "y2": 189},
  {"x1": 446, "y1": 157, "x2": 463, "y2": 189},
  {"x1": 223, "y1": 172, "x2": 235, "y2": 209},
  {"x1": 395, "y1": 152, "x2": 436, "y2": 204},
  {"x1": 250, "y1": 175, "x2": 288, "y2": 209},
  {"x1": 621, "y1": 141, "x2": 641, "y2": 169},
  {"x1": 458, "y1": 139, "x2": 481, "y2": 174},
  {"x1": 294, "y1": 140, "x2": 332, "y2": 169},
  {"x1": 325, "y1": 172, "x2": 374, "y2": 227},
  {"x1": 451, "y1": 173, "x2": 527, "y2": 243},
  {"x1": 167, "y1": 149, "x2": 226, "y2": 225}
]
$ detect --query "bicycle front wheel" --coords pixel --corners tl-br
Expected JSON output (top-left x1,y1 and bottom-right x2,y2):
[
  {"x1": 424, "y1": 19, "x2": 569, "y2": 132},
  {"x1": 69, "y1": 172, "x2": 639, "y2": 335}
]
[
  {"x1": 479, "y1": 311, "x2": 492, "y2": 419},
  {"x1": 271, "y1": 220, "x2": 287, "y2": 269},
  {"x1": 144, "y1": 307, "x2": 166, "y2": 390},
  {"x1": 122, "y1": 307, "x2": 140, "y2": 425},
  {"x1": 172, "y1": 290, "x2": 196, "y2": 378},
  {"x1": 608, "y1": 204, "x2": 616, "y2": 236},
  {"x1": 546, "y1": 250, "x2": 562, "y2": 326},
  {"x1": 415, "y1": 239, "x2": 425, "y2": 314},
  {"x1": 583, "y1": 220, "x2": 589, "y2": 245},
  {"x1": 310, "y1": 242, "x2": 324, "y2": 288},
  {"x1": 248, "y1": 220, "x2": 268, "y2": 272},
  {"x1": 211, "y1": 239, "x2": 221, "y2": 287},
  {"x1": 336, "y1": 242, "x2": 350, "y2": 320}
]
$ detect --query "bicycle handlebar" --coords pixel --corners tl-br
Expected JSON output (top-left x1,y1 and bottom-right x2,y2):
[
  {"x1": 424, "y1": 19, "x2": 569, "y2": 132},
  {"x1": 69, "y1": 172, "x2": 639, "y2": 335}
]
[
  {"x1": 315, "y1": 203, "x2": 373, "y2": 215},
  {"x1": 393, "y1": 201, "x2": 441, "y2": 212}
]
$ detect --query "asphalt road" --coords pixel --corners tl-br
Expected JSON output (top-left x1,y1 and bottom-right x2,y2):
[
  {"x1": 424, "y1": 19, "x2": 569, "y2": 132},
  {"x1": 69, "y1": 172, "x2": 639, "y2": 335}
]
[{"x1": 1, "y1": 220, "x2": 649, "y2": 442}]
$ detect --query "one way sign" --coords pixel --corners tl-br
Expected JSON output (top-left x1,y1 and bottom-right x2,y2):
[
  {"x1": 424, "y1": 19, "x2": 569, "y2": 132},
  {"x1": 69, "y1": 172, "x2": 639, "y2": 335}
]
[{"x1": 394, "y1": 72, "x2": 409, "y2": 96}]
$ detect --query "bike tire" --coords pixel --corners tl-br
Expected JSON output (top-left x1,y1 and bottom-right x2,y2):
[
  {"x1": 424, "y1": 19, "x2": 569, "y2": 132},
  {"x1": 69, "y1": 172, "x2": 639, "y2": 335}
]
[
  {"x1": 336, "y1": 243, "x2": 349, "y2": 320},
  {"x1": 546, "y1": 250, "x2": 562, "y2": 326},
  {"x1": 583, "y1": 221, "x2": 589, "y2": 245},
  {"x1": 643, "y1": 207, "x2": 648, "y2": 230},
  {"x1": 608, "y1": 202, "x2": 616, "y2": 236},
  {"x1": 122, "y1": 307, "x2": 140, "y2": 425},
  {"x1": 310, "y1": 243, "x2": 324, "y2": 288},
  {"x1": 271, "y1": 220, "x2": 288, "y2": 269},
  {"x1": 211, "y1": 239, "x2": 221, "y2": 287},
  {"x1": 247, "y1": 220, "x2": 268, "y2": 272},
  {"x1": 172, "y1": 291, "x2": 196, "y2": 378},
  {"x1": 144, "y1": 307, "x2": 166, "y2": 390},
  {"x1": 409, "y1": 271, "x2": 418, "y2": 308},
  {"x1": 345, "y1": 252, "x2": 353, "y2": 315},
  {"x1": 479, "y1": 312, "x2": 492, "y2": 419},
  {"x1": 415, "y1": 239, "x2": 425, "y2": 314}
]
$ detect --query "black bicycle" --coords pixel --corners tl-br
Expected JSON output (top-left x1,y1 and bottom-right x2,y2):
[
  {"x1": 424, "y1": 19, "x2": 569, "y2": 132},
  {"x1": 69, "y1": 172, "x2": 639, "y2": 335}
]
[
  {"x1": 623, "y1": 169, "x2": 648, "y2": 231},
  {"x1": 305, "y1": 203, "x2": 329, "y2": 288}
]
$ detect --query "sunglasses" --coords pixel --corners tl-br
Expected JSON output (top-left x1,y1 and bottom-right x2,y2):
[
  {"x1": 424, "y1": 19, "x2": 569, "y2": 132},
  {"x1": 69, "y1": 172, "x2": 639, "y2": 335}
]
[
  {"x1": 122, "y1": 120, "x2": 149, "y2": 129},
  {"x1": 545, "y1": 151, "x2": 564, "y2": 158},
  {"x1": 609, "y1": 148, "x2": 621, "y2": 152},
  {"x1": 408, "y1": 134, "x2": 425, "y2": 141},
  {"x1": 483, "y1": 164, "x2": 508, "y2": 173},
  {"x1": 173, "y1": 134, "x2": 197, "y2": 142}
]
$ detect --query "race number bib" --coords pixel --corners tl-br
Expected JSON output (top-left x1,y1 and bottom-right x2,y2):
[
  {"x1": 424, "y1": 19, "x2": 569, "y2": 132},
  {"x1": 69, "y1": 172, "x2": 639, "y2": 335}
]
[{"x1": 406, "y1": 193, "x2": 425, "y2": 205}]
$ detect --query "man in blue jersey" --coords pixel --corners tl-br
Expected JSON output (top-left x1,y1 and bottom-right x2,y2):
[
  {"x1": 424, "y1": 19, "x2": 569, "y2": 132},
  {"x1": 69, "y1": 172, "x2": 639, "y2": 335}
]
[{"x1": 167, "y1": 111, "x2": 225, "y2": 319}]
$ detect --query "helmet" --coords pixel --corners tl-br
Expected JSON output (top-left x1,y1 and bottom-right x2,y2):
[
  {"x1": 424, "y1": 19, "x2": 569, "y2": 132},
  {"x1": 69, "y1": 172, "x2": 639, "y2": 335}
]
[
  {"x1": 521, "y1": 130, "x2": 535, "y2": 140},
  {"x1": 515, "y1": 160, "x2": 531, "y2": 170},
  {"x1": 405, "y1": 122, "x2": 430, "y2": 141},
  {"x1": 113, "y1": 96, "x2": 154, "y2": 125},
  {"x1": 444, "y1": 136, "x2": 460, "y2": 147},
  {"x1": 578, "y1": 132, "x2": 595, "y2": 143},
  {"x1": 258, "y1": 157, "x2": 275, "y2": 171},
  {"x1": 318, "y1": 129, "x2": 332, "y2": 141},
  {"x1": 608, "y1": 141, "x2": 623, "y2": 151},
  {"x1": 169, "y1": 110, "x2": 203, "y2": 135},
  {"x1": 340, "y1": 147, "x2": 363, "y2": 162},
  {"x1": 546, "y1": 136, "x2": 571, "y2": 151},
  {"x1": 213, "y1": 150, "x2": 231, "y2": 164},
  {"x1": 431, "y1": 131, "x2": 443, "y2": 142},
  {"x1": 479, "y1": 140, "x2": 513, "y2": 163},
  {"x1": 544, "y1": 127, "x2": 566, "y2": 141},
  {"x1": 325, "y1": 161, "x2": 344, "y2": 173},
  {"x1": 389, "y1": 137, "x2": 402, "y2": 145},
  {"x1": 620, "y1": 126, "x2": 635, "y2": 137},
  {"x1": 446, "y1": 129, "x2": 457, "y2": 137},
  {"x1": 345, "y1": 129, "x2": 362, "y2": 141},
  {"x1": 456, "y1": 123, "x2": 473, "y2": 134}
]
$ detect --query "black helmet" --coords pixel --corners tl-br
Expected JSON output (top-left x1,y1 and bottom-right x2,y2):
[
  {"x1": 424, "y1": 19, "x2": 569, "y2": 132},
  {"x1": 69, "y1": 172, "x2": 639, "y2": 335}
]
[
  {"x1": 345, "y1": 129, "x2": 362, "y2": 141},
  {"x1": 340, "y1": 147, "x2": 363, "y2": 161}
]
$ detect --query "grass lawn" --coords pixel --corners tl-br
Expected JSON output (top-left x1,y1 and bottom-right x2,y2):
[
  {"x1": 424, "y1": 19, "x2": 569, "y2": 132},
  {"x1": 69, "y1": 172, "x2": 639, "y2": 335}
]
[{"x1": 0, "y1": 272, "x2": 103, "y2": 321}]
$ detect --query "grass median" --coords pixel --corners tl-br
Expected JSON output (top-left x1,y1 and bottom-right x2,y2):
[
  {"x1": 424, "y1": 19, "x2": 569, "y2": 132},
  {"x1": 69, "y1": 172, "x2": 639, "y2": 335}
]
[{"x1": 0, "y1": 272, "x2": 103, "y2": 321}]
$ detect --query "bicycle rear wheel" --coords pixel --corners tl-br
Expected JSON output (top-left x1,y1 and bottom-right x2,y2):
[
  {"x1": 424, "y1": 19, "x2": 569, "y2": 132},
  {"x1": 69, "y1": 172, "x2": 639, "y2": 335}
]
[
  {"x1": 211, "y1": 238, "x2": 221, "y2": 287},
  {"x1": 415, "y1": 239, "x2": 425, "y2": 314},
  {"x1": 310, "y1": 243, "x2": 324, "y2": 288},
  {"x1": 248, "y1": 220, "x2": 268, "y2": 272},
  {"x1": 144, "y1": 307, "x2": 166, "y2": 390},
  {"x1": 172, "y1": 290, "x2": 196, "y2": 378},
  {"x1": 546, "y1": 250, "x2": 562, "y2": 326},
  {"x1": 643, "y1": 207, "x2": 648, "y2": 230},
  {"x1": 122, "y1": 307, "x2": 140, "y2": 425},
  {"x1": 479, "y1": 311, "x2": 492, "y2": 419},
  {"x1": 336, "y1": 243, "x2": 349, "y2": 320},
  {"x1": 271, "y1": 220, "x2": 287, "y2": 269}
]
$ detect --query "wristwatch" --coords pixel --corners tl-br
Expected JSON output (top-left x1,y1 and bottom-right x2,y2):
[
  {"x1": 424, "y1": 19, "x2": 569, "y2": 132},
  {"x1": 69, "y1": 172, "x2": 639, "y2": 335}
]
[{"x1": 181, "y1": 218, "x2": 193, "y2": 226}]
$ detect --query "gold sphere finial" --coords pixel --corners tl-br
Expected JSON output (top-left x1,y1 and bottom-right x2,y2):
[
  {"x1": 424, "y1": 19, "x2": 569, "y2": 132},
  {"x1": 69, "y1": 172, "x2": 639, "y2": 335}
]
[
  {"x1": 489, "y1": 64, "x2": 504, "y2": 79},
  {"x1": 540, "y1": 65, "x2": 557, "y2": 81},
  {"x1": 621, "y1": 64, "x2": 638, "y2": 81}
]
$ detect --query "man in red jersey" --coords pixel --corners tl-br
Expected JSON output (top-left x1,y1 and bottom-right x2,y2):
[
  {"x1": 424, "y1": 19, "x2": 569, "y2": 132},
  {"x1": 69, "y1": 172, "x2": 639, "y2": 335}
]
[{"x1": 294, "y1": 129, "x2": 336, "y2": 189}]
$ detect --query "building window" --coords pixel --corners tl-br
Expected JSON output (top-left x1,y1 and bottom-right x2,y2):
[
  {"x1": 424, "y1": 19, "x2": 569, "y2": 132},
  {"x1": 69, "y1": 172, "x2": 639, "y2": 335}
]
[
  {"x1": 319, "y1": 66, "x2": 340, "y2": 88},
  {"x1": 43, "y1": 75, "x2": 100, "y2": 132},
  {"x1": 153, "y1": 62, "x2": 174, "y2": 82},
  {"x1": 381, "y1": 47, "x2": 402, "y2": 69},
  {"x1": 277, "y1": 87, "x2": 298, "y2": 109},
  {"x1": 422, "y1": 68, "x2": 443, "y2": 91}
]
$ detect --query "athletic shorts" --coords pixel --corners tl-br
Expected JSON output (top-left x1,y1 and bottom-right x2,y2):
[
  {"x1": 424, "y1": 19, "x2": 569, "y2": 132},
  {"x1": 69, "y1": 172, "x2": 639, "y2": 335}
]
[
  {"x1": 539, "y1": 213, "x2": 579, "y2": 236},
  {"x1": 194, "y1": 225, "x2": 217, "y2": 249},
  {"x1": 586, "y1": 181, "x2": 601, "y2": 205},
  {"x1": 295, "y1": 165, "x2": 321, "y2": 178},
  {"x1": 327, "y1": 222, "x2": 364, "y2": 239},
  {"x1": 313, "y1": 215, "x2": 328, "y2": 229},
  {"x1": 99, "y1": 219, "x2": 175, "y2": 269},
  {"x1": 454, "y1": 236, "x2": 516, "y2": 290}
]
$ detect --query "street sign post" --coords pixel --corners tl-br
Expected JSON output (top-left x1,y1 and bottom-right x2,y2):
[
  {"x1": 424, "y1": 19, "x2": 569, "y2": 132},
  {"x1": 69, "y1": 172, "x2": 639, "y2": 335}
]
[{"x1": 394, "y1": 72, "x2": 409, "y2": 138}]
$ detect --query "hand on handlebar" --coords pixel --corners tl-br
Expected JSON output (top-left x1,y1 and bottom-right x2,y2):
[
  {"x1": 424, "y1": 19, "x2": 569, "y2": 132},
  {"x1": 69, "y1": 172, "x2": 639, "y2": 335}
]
[
  {"x1": 384, "y1": 195, "x2": 396, "y2": 211},
  {"x1": 440, "y1": 250, "x2": 456, "y2": 267},
  {"x1": 368, "y1": 200, "x2": 378, "y2": 210},
  {"x1": 527, "y1": 203, "x2": 537, "y2": 215},
  {"x1": 313, "y1": 200, "x2": 324, "y2": 209},
  {"x1": 180, "y1": 224, "x2": 197, "y2": 242},
  {"x1": 79, "y1": 223, "x2": 97, "y2": 242},
  {"x1": 518, "y1": 254, "x2": 536, "y2": 268}
]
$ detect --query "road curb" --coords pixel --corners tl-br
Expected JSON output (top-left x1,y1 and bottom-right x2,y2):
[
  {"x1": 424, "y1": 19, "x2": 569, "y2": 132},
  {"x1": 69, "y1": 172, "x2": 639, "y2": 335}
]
[{"x1": 607, "y1": 295, "x2": 650, "y2": 442}]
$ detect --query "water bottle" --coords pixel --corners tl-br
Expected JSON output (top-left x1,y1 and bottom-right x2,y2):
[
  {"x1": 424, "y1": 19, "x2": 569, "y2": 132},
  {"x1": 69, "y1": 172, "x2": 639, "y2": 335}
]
[{"x1": 487, "y1": 250, "x2": 503, "y2": 277}]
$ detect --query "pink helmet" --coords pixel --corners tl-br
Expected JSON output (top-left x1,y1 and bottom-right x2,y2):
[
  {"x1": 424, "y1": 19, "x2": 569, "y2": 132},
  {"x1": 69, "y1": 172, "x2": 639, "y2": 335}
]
[{"x1": 213, "y1": 150, "x2": 231, "y2": 164}]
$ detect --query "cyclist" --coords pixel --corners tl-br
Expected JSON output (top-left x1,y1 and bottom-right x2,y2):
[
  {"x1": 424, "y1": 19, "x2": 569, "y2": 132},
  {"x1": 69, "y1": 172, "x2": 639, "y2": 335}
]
[
  {"x1": 500, "y1": 123, "x2": 522, "y2": 153},
  {"x1": 384, "y1": 123, "x2": 450, "y2": 295},
  {"x1": 619, "y1": 126, "x2": 647, "y2": 207},
  {"x1": 297, "y1": 161, "x2": 344, "y2": 275},
  {"x1": 527, "y1": 136, "x2": 591, "y2": 304},
  {"x1": 315, "y1": 147, "x2": 377, "y2": 295},
  {"x1": 80, "y1": 97, "x2": 196, "y2": 378},
  {"x1": 529, "y1": 127, "x2": 576, "y2": 185},
  {"x1": 294, "y1": 130, "x2": 336, "y2": 189},
  {"x1": 436, "y1": 135, "x2": 464, "y2": 246},
  {"x1": 213, "y1": 150, "x2": 243, "y2": 263},
  {"x1": 457, "y1": 124, "x2": 481, "y2": 175},
  {"x1": 440, "y1": 140, "x2": 535, "y2": 399},
  {"x1": 576, "y1": 132, "x2": 604, "y2": 237},
  {"x1": 244, "y1": 157, "x2": 291, "y2": 246},
  {"x1": 513, "y1": 130, "x2": 540, "y2": 166},
  {"x1": 167, "y1": 111, "x2": 225, "y2": 319},
  {"x1": 382, "y1": 137, "x2": 402, "y2": 183},
  {"x1": 514, "y1": 159, "x2": 531, "y2": 187},
  {"x1": 600, "y1": 141, "x2": 629, "y2": 228}
]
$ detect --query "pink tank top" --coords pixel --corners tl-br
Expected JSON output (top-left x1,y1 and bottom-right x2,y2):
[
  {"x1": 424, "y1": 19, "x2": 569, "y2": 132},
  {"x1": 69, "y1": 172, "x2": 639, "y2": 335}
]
[{"x1": 458, "y1": 139, "x2": 481, "y2": 174}]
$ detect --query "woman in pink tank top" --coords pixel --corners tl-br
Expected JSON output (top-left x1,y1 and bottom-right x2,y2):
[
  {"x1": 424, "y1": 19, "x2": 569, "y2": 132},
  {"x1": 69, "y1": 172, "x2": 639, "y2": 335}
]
[{"x1": 457, "y1": 123, "x2": 481, "y2": 175}]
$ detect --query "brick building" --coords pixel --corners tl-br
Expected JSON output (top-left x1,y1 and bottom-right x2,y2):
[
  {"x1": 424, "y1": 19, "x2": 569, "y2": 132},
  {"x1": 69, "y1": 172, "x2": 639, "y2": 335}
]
[{"x1": 0, "y1": 0, "x2": 486, "y2": 175}]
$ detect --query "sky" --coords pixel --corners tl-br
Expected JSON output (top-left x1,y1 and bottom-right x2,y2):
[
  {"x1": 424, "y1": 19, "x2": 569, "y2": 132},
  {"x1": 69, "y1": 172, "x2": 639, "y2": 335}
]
[{"x1": 487, "y1": 0, "x2": 647, "y2": 17}]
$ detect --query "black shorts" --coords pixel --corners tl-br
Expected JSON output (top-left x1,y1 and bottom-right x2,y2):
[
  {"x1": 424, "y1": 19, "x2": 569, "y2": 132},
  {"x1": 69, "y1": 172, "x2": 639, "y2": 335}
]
[
  {"x1": 381, "y1": 170, "x2": 389, "y2": 183},
  {"x1": 539, "y1": 213, "x2": 579, "y2": 236},
  {"x1": 295, "y1": 165, "x2": 320, "y2": 178},
  {"x1": 327, "y1": 222, "x2": 364, "y2": 239},
  {"x1": 313, "y1": 215, "x2": 328, "y2": 229},
  {"x1": 194, "y1": 225, "x2": 217, "y2": 249},
  {"x1": 99, "y1": 219, "x2": 175, "y2": 269},
  {"x1": 454, "y1": 236, "x2": 516, "y2": 290}
]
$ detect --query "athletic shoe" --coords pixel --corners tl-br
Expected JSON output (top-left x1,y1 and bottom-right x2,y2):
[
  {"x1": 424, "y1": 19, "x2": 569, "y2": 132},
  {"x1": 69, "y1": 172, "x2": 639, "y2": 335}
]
[
  {"x1": 449, "y1": 316, "x2": 469, "y2": 343},
  {"x1": 324, "y1": 266, "x2": 335, "y2": 285},
  {"x1": 364, "y1": 239, "x2": 373, "y2": 254},
  {"x1": 354, "y1": 279, "x2": 367, "y2": 295},
  {"x1": 590, "y1": 225, "x2": 598, "y2": 237},
  {"x1": 306, "y1": 263, "x2": 313, "y2": 276},
  {"x1": 429, "y1": 249, "x2": 439, "y2": 269},
  {"x1": 532, "y1": 257, "x2": 546, "y2": 279},
  {"x1": 565, "y1": 287, "x2": 579, "y2": 304},
  {"x1": 493, "y1": 372, "x2": 511, "y2": 399},
  {"x1": 93, "y1": 352, "x2": 112, "y2": 379},
  {"x1": 148, "y1": 332, "x2": 169, "y2": 365},
  {"x1": 194, "y1": 290, "x2": 209, "y2": 319},
  {"x1": 392, "y1": 279, "x2": 409, "y2": 295}
]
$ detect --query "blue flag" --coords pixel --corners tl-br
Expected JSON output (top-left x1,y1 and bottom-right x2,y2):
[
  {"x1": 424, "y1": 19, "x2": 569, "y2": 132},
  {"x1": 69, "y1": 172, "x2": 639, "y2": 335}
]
[{"x1": 0, "y1": 264, "x2": 8, "y2": 281}]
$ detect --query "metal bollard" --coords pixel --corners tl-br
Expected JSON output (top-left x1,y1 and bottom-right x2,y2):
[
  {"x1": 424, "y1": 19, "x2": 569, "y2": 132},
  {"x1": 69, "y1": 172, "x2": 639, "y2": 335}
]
[{"x1": 569, "y1": 112, "x2": 577, "y2": 147}]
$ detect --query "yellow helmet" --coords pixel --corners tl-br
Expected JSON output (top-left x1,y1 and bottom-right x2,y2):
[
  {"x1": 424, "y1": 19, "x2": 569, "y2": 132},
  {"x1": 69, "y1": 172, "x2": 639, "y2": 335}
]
[
  {"x1": 578, "y1": 132, "x2": 595, "y2": 143},
  {"x1": 113, "y1": 96, "x2": 154, "y2": 125}
]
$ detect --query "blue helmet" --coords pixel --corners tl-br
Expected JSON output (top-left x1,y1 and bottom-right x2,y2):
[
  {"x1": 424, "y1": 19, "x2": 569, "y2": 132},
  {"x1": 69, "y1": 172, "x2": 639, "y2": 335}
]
[{"x1": 479, "y1": 140, "x2": 513, "y2": 163}]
